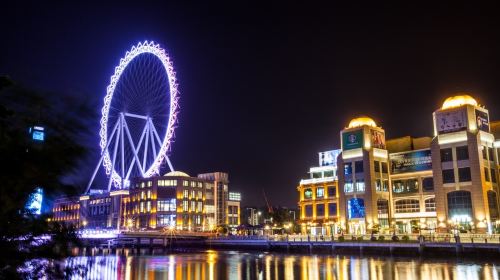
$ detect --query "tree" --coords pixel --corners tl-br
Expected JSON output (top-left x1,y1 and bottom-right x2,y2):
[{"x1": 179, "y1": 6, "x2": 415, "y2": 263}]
[{"x1": 0, "y1": 76, "x2": 92, "y2": 279}]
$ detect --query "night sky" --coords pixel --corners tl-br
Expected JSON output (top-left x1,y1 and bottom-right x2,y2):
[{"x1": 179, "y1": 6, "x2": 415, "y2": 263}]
[{"x1": 2, "y1": 3, "x2": 500, "y2": 208}]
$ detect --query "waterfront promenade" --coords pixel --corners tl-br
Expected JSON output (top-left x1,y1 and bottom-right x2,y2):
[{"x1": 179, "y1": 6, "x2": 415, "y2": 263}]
[{"x1": 82, "y1": 232, "x2": 500, "y2": 257}]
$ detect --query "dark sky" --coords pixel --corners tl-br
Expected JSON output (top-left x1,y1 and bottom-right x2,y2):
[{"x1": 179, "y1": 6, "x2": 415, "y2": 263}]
[{"x1": 2, "y1": 3, "x2": 500, "y2": 208}]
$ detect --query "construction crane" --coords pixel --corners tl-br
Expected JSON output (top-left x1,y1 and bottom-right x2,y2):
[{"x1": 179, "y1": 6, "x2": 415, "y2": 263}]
[{"x1": 262, "y1": 189, "x2": 273, "y2": 214}]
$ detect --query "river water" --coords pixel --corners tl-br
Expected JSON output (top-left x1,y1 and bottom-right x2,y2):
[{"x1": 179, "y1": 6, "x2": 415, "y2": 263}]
[{"x1": 66, "y1": 250, "x2": 500, "y2": 280}]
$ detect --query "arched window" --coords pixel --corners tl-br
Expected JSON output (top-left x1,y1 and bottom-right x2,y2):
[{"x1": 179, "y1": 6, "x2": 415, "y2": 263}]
[
  {"x1": 447, "y1": 191, "x2": 472, "y2": 221},
  {"x1": 425, "y1": 198, "x2": 436, "y2": 212},
  {"x1": 488, "y1": 191, "x2": 499, "y2": 220},
  {"x1": 395, "y1": 199, "x2": 420, "y2": 213}
]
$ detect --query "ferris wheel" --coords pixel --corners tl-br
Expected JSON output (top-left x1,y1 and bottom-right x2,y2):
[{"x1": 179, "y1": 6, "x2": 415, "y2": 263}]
[{"x1": 87, "y1": 41, "x2": 179, "y2": 192}]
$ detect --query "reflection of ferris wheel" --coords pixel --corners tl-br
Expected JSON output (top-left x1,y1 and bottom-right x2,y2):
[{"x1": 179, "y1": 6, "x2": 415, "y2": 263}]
[{"x1": 87, "y1": 41, "x2": 179, "y2": 192}]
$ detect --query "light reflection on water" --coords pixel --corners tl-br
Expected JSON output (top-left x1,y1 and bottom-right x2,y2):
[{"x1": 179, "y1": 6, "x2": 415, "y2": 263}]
[{"x1": 66, "y1": 250, "x2": 500, "y2": 280}]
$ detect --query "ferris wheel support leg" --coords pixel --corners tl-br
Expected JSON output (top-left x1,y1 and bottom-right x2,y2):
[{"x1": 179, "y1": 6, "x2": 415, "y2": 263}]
[
  {"x1": 149, "y1": 118, "x2": 174, "y2": 171},
  {"x1": 142, "y1": 122, "x2": 150, "y2": 174},
  {"x1": 165, "y1": 156, "x2": 174, "y2": 172},
  {"x1": 120, "y1": 113, "x2": 125, "y2": 188},
  {"x1": 149, "y1": 122, "x2": 157, "y2": 166},
  {"x1": 125, "y1": 120, "x2": 149, "y2": 179},
  {"x1": 86, "y1": 119, "x2": 120, "y2": 193},
  {"x1": 123, "y1": 116, "x2": 146, "y2": 177},
  {"x1": 108, "y1": 119, "x2": 121, "y2": 192}
]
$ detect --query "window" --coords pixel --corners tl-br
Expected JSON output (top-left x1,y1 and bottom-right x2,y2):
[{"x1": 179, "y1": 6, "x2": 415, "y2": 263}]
[
  {"x1": 324, "y1": 170, "x2": 334, "y2": 177},
  {"x1": 483, "y1": 146, "x2": 488, "y2": 160},
  {"x1": 447, "y1": 191, "x2": 473, "y2": 221},
  {"x1": 348, "y1": 198, "x2": 365, "y2": 219},
  {"x1": 442, "y1": 169, "x2": 455, "y2": 184},
  {"x1": 158, "y1": 199, "x2": 176, "y2": 212},
  {"x1": 458, "y1": 167, "x2": 471, "y2": 182},
  {"x1": 305, "y1": 205, "x2": 313, "y2": 217},
  {"x1": 312, "y1": 172, "x2": 322, "y2": 179},
  {"x1": 355, "y1": 161, "x2": 364, "y2": 173},
  {"x1": 381, "y1": 162, "x2": 388, "y2": 173},
  {"x1": 441, "y1": 148, "x2": 453, "y2": 162},
  {"x1": 377, "y1": 199, "x2": 389, "y2": 227},
  {"x1": 190, "y1": 201, "x2": 196, "y2": 211},
  {"x1": 376, "y1": 180, "x2": 382, "y2": 191},
  {"x1": 425, "y1": 198, "x2": 436, "y2": 212},
  {"x1": 183, "y1": 190, "x2": 189, "y2": 198},
  {"x1": 422, "y1": 177, "x2": 434, "y2": 192},
  {"x1": 374, "y1": 161, "x2": 380, "y2": 173},
  {"x1": 489, "y1": 147, "x2": 494, "y2": 161},
  {"x1": 382, "y1": 179, "x2": 389, "y2": 192},
  {"x1": 146, "y1": 201, "x2": 151, "y2": 212},
  {"x1": 327, "y1": 186, "x2": 336, "y2": 197},
  {"x1": 157, "y1": 214, "x2": 176, "y2": 227},
  {"x1": 491, "y1": 168, "x2": 497, "y2": 183},
  {"x1": 395, "y1": 199, "x2": 420, "y2": 213},
  {"x1": 456, "y1": 146, "x2": 469, "y2": 160},
  {"x1": 316, "y1": 204, "x2": 325, "y2": 217},
  {"x1": 484, "y1": 167, "x2": 490, "y2": 182},
  {"x1": 183, "y1": 181, "x2": 189, "y2": 187},
  {"x1": 197, "y1": 201, "x2": 203, "y2": 212},
  {"x1": 304, "y1": 188, "x2": 313, "y2": 199},
  {"x1": 182, "y1": 200, "x2": 188, "y2": 211},
  {"x1": 392, "y1": 179, "x2": 418, "y2": 194},
  {"x1": 328, "y1": 203, "x2": 337, "y2": 216},
  {"x1": 487, "y1": 191, "x2": 499, "y2": 219},
  {"x1": 344, "y1": 181, "x2": 354, "y2": 193},
  {"x1": 356, "y1": 179, "x2": 365, "y2": 192},
  {"x1": 344, "y1": 163, "x2": 352, "y2": 176},
  {"x1": 316, "y1": 187, "x2": 324, "y2": 198}
]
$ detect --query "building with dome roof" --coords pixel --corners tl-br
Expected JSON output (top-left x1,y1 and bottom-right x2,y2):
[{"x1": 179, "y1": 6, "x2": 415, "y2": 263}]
[{"x1": 298, "y1": 94, "x2": 500, "y2": 235}]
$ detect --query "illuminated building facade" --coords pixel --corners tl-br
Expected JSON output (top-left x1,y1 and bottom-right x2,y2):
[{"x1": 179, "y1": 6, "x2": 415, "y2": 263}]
[
  {"x1": 51, "y1": 196, "x2": 80, "y2": 225},
  {"x1": 51, "y1": 171, "x2": 239, "y2": 233},
  {"x1": 299, "y1": 94, "x2": 500, "y2": 235},
  {"x1": 227, "y1": 192, "x2": 241, "y2": 229},
  {"x1": 127, "y1": 171, "x2": 215, "y2": 231},
  {"x1": 431, "y1": 95, "x2": 499, "y2": 233},
  {"x1": 298, "y1": 150, "x2": 341, "y2": 235},
  {"x1": 338, "y1": 118, "x2": 391, "y2": 235}
]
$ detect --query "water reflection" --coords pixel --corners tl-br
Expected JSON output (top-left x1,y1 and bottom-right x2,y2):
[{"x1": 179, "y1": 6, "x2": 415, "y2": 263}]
[{"x1": 67, "y1": 250, "x2": 500, "y2": 280}]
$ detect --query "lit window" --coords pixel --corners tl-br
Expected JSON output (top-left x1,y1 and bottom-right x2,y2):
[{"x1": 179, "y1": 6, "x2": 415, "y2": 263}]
[
  {"x1": 316, "y1": 187, "x2": 324, "y2": 198},
  {"x1": 395, "y1": 199, "x2": 420, "y2": 213}
]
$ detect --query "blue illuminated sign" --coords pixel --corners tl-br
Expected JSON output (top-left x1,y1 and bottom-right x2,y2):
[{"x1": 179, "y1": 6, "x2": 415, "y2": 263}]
[
  {"x1": 26, "y1": 188, "x2": 43, "y2": 215},
  {"x1": 348, "y1": 198, "x2": 365, "y2": 219}
]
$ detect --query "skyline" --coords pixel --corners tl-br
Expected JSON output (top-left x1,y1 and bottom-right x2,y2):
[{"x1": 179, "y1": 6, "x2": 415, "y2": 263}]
[{"x1": 2, "y1": 3, "x2": 500, "y2": 207}]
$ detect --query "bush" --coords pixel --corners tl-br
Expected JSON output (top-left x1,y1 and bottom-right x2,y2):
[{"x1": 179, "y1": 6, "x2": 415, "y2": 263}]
[
  {"x1": 392, "y1": 235, "x2": 399, "y2": 242},
  {"x1": 378, "y1": 235, "x2": 385, "y2": 241},
  {"x1": 338, "y1": 235, "x2": 345, "y2": 242},
  {"x1": 370, "y1": 236, "x2": 377, "y2": 241},
  {"x1": 357, "y1": 236, "x2": 363, "y2": 241},
  {"x1": 402, "y1": 235, "x2": 410, "y2": 242}
]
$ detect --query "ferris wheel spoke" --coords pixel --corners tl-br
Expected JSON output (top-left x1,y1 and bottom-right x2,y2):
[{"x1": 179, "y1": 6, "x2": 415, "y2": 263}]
[{"x1": 108, "y1": 120, "x2": 122, "y2": 191}]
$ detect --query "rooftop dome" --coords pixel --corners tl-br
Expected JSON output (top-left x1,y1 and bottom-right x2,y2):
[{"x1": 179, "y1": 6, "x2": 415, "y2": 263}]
[
  {"x1": 442, "y1": 94, "x2": 478, "y2": 109},
  {"x1": 164, "y1": 171, "x2": 190, "y2": 177},
  {"x1": 348, "y1": 117, "x2": 377, "y2": 128}
]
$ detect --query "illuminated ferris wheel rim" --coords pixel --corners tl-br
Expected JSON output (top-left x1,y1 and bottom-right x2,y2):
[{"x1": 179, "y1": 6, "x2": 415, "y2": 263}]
[{"x1": 99, "y1": 40, "x2": 179, "y2": 187}]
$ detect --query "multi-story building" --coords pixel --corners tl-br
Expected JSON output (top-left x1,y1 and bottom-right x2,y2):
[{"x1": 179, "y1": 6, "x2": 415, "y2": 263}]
[
  {"x1": 243, "y1": 207, "x2": 261, "y2": 226},
  {"x1": 51, "y1": 196, "x2": 80, "y2": 226},
  {"x1": 227, "y1": 192, "x2": 241, "y2": 230},
  {"x1": 198, "y1": 172, "x2": 229, "y2": 226},
  {"x1": 387, "y1": 136, "x2": 436, "y2": 234},
  {"x1": 298, "y1": 94, "x2": 500, "y2": 235},
  {"x1": 51, "y1": 171, "x2": 238, "y2": 233},
  {"x1": 127, "y1": 171, "x2": 215, "y2": 232},
  {"x1": 298, "y1": 150, "x2": 341, "y2": 235}
]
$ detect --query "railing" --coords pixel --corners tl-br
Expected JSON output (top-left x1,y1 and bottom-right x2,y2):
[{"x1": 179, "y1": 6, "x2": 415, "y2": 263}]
[{"x1": 211, "y1": 233, "x2": 500, "y2": 244}]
